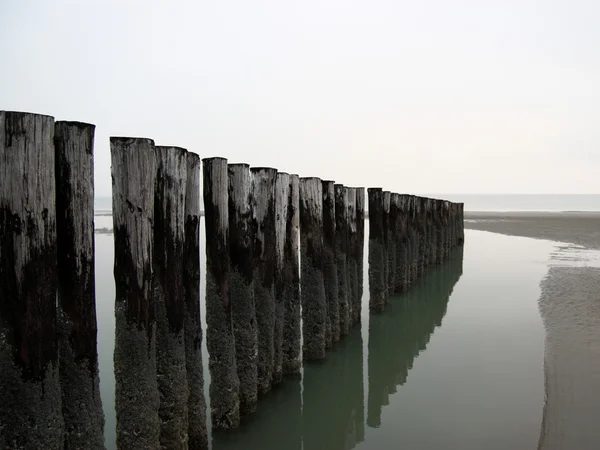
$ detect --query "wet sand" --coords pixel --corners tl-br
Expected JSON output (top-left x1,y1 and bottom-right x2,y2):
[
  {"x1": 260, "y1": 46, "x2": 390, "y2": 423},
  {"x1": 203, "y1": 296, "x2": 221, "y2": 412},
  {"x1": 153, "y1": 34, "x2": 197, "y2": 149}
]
[
  {"x1": 465, "y1": 211, "x2": 600, "y2": 250},
  {"x1": 466, "y1": 211, "x2": 600, "y2": 450}
]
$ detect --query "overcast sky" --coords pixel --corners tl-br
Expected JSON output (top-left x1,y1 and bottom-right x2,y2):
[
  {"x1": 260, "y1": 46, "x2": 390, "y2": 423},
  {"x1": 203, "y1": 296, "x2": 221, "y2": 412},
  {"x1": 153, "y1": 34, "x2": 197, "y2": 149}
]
[{"x1": 1, "y1": 0, "x2": 599, "y2": 196}]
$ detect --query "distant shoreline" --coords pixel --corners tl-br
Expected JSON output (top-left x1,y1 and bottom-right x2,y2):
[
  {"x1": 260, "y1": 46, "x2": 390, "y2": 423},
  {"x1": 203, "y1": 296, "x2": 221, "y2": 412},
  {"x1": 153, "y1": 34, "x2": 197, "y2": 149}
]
[{"x1": 94, "y1": 209, "x2": 600, "y2": 235}]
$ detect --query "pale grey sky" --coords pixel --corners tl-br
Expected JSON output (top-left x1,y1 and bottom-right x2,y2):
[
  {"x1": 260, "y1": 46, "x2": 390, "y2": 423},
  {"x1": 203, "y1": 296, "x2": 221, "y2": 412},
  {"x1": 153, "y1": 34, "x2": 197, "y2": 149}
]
[{"x1": 1, "y1": 0, "x2": 599, "y2": 196}]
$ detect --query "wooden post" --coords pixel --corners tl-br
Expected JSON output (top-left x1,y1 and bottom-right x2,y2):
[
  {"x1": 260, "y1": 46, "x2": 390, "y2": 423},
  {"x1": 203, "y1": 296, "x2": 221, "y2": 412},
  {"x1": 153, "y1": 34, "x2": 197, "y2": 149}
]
[
  {"x1": 382, "y1": 191, "x2": 392, "y2": 298},
  {"x1": 347, "y1": 188, "x2": 361, "y2": 324},
  {"x1": 228, "y1": 163, "x2": 258, "y2": 414},
  {"x1": 385, "y1": 191, "x2": 397, "y2": 297},
  {"x1": 251, "y1": 167, "x2": 277, "y2": 393},
  {"x1": 300, "y1": 177, "x2": 327, "y2": 360},
  {"x1": 282, "y1": 174, "x2": 301, "y2": 374},
  {"x1": 417, "y1": 196, "x2": 427, "y2": 278},
  {"x1": 429, "y1": 199, "x2": 442, "y2": 266},
  {"x1": 334, "y1": 184, "x2": 350, "y2": 337},
  {"x1": 154, "y1": 146, "x2": 189, "y2": 448},
  {"x1": 411, "y1": 196, "x2": 422, "y2": 280},
  {"x1": 368, "y1": 188, "x2": 386, "y2": 312},
  {"x1": 389, "y1": 193, "x2": 399, "y2": 292},
  {"x1": 184, "y1": 153, "x2": 208, "y2": 448},
  {"x1": 322, "y1": 180, "x2": 339, "y2": 345},
  {"x1": 406, "y1": 195, "x2": 416, "y2": 288},
  {"x1": 449, "y1": 202, "x2": 455, "y2": 251},
  {"x1": 432, "y1": 199, "x2": 441, "y2": 265},
  {"x1": 394, "y1": 194, "x2": 409, "y2": 293},
  {"x1": 203, "y1": 157, "x2": 240, "y2": 429},
  {"x1": 55, "y1": 121, "x2": 104, "y2": 449},
  {"x1": 355, "y1": 187, "x2": 365, "y2": 305},
  {"x1": 429, "y1": 199, "x2": 435, "y2": 263},
  {"x1": 274, "y1": 172, "x2": 290, "y2": 383},
  {"x1": 461, "y1": 203, "x2": 465, "y2": 244},
  {"x1": 0, "y1": 111, "x2": 64, "y2": 449},
  {"x1": 111, "y1": 137, "x2": 160, "y2": 448},
  {"x1": 440, "y1": 201, "x2": 448, "y2": 263}
]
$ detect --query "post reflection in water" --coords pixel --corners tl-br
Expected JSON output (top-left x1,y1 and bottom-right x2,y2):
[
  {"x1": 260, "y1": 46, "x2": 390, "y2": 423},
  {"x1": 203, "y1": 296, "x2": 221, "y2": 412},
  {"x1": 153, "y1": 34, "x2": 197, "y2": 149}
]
[
  {"x1": 367, "y1": 248, "x2": 464, "y2": 428},
  {"x1": 211, "y1": 374, "x2": 302, "y2": 450},
  {"x1": 303, "y1": 327, "x2": 365, "y2": 450},
  {"x1": 212, "y1": 249, "x2": 463, "y2": 450}
]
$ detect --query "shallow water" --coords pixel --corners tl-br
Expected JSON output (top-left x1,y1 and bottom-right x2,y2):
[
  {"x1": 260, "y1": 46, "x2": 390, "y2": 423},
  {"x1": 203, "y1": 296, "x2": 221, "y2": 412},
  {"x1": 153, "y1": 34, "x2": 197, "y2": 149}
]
[{"x1": 96, "y1": 226, "x2": 558, "y2": 449}]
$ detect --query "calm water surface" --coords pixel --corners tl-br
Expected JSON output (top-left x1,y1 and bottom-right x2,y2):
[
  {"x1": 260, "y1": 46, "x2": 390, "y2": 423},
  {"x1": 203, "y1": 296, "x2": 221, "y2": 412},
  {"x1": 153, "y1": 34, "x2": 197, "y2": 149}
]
[{"x1": 96, "y1": 226, "x2": 554, "y2": 449}]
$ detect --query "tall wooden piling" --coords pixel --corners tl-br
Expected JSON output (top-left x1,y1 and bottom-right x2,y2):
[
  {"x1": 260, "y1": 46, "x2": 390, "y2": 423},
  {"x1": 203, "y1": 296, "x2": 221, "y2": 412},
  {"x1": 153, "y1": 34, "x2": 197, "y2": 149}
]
[
  {"x1": 228, "y1": 163, "x2": 258, "y2": 414},
  {"x1": 430, "y1": 199, "x2": 438, "y2": 265},
  {"x1": 459, "y1": 203, "x2": 465, "y2": 244},
  {"x1": 54, "y1": 121, "x2": 104, "y2": 449},
  {"x1": 274, "y1": 172, "x2": 291, "y2": 383},
  {"x1": 389, "y1": 193, "x2": 400, "y2": 292},
  {"x1": 111, "y1": 137, "x2": 160, "y2": 449},
  {"x1": 409, "y1": 196, "x2": 420, "y2": 284},
  {"x1": 448, "y1": 202, "x2": 455, "y2": 252},
  {"x1": 203, "y1": 157, "x2": 240, "y2": 429},
  {"x1": 153, "y1": 146, "x2": 189, "y2": 449},
  {"x1": 394, "y1": 194, "x2": 409, "y2": 293},
  {"x1": 368, "y1": 188, "x2": 386, "y2": 313},
  {"x1": 184, "y1": 153, "x2": 208, "y2": 448},
  {"x1": 334, "y1": 184, "x2": 350, "y2": 337},
  {"x1": 282, "y1": 175, "x2": 301, "y2": 374},
  {"x1": 347, "y1": 188, "x2": 361, "y2": 324},
  {"x1": 0, "y1": 111, "x2": 64, "y2": 449},
  {"x1": 300, "y1": 177, "x2": 327, "y2": 360},
  {"x1": 251, "y1": 167, "x2": 277, "y2": 392},
  {"x1": 385, "y1": 191, "x2": 396, "y2": 296},
  {"x1": 382, "y1": 191, "x2": 392, "y2": 297},
  {"x1": 322, "y1": 180, "x2": 339, "y2": 345},
  {"x1": 356, "y1": 187, "x2": 366, "y2": 304},
  {"x1": 436, "y1": 199, "x2": 445, "y2": 264},
  {"x1": 417, "y1": 197, "x2": 427, "y2": 277},
  {"x1": 405, "y1": 196, "x2": 414, "y2": 288}
]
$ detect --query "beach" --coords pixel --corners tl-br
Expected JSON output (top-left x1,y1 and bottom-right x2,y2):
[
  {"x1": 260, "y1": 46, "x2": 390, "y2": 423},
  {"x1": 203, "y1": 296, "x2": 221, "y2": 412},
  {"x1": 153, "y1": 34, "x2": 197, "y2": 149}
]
[
  {"x1": 466, "y1": 211, "x2": 600, "y2": 450},
  {"x1": 465, "y1": 211, "x2": 600, "y2": 249}
]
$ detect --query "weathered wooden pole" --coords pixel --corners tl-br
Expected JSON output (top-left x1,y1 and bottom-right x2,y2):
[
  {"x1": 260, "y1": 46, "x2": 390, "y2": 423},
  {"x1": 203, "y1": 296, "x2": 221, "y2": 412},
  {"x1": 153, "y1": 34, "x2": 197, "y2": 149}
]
[
  {"x1": 184, "y1": 152, "x2": 208, "y2": 448},
  {"x1": 153, "y1": 145, "x2": 189, "y2": 449},
  {"x1": 322, "y1": 180, "x2": 339, "y2": 346},
  {"x1": 425, "y1": 198, "x2": 434, "y2": 268},
  {"x1": 461, "y1": 203, "x2": 465, "y2": 244},
  {"x1": 417, "y1": 196, "x2": 427, "y2": 278},
  {"x1": 347, "y1": 187, "x2": 361, "y2": 324},
  {"x1": 55, "y1": 121, "x2": 104, "y2": 449},
  {"x1": 445, "y1": 201, "x2": 451, "y2": 259},
  {"x1": 356, "y1": 187, "x2": 366, "y2": 303},
  {"x1": 334, "y1": 184, "x2": 350, "y2": 337},
  {"x1": 452, "y1": 202, "x2": 458, "y2": 249},
  {"x1": 111, "y1": 137, "x2": 160, "y2": 449},
  {"x1": 203, "y1": 157, "x2": 240, "y2": 429},
  {"x1": 282, "y1": 174, "x2": 301, "y2": 374},
  {"x1": 389, "y1": 193, "x2": 400, "y2": 293},
  {"x1": 274, "y1": 172, "x2": 291, "y2": 383},
  {"x1": 387, "y1": 191, "x2": 398, "y2": 297},
  {"x1": 382, "y1": 191, "x2": 392, "y2": 297},
  {"x1": 394, "y1": 194, "x2": 409, "y2": 293},
  {"x1": 251, "y1": 167, "x2": 277, "y2": 392},
  {"x1": 433, "y1": 199, "x2": 440, "y2": 265},
  {"x1": 368, "y1": 188, "x2": 386, "y2": 312},
  {"x1": 228, "y1": 163, "x2": 258, "y2": 414},
  {"x1": 0, "y1": 111, "x2": 64, "y2": 449},
  {"x1": 433, "y1": 199, "x2": 442, "y2": 265},
  {"x1": 407, "y1": 195, "x2": 418, "y2": 287},
  {"x1": 411, "y1": 196, "x2": 422, "y2": 280},
  {"x1": 300, "y1": 177, "x2": 327, "y2": 360}
]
